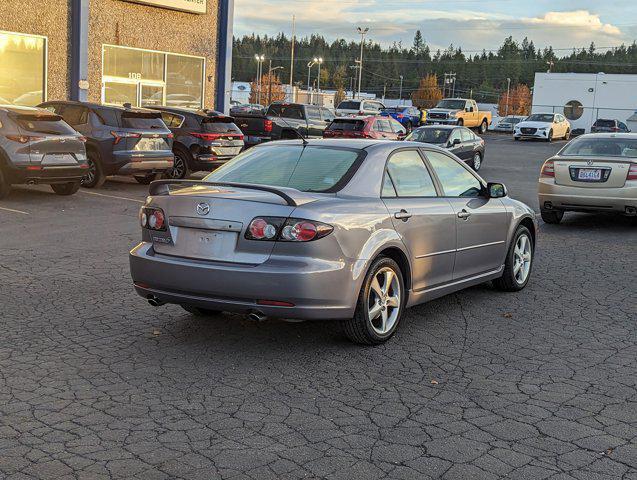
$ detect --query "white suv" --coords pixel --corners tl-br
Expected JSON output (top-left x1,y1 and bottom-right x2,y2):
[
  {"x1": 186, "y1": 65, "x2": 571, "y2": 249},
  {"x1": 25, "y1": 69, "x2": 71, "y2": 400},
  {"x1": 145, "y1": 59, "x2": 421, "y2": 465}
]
[{"x1": 336, "y1": 99, "x2": 386, "y2": 116}]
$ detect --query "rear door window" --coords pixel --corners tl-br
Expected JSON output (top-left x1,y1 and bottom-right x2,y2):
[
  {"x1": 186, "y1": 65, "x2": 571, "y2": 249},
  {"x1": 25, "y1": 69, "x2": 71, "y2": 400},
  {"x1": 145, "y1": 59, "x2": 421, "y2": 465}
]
[
  {"x1": 206, "y1": 145, "x2": 362, "y2": 192},
  {"x1": 460, "y1": 128, "x2": 473, "y2": 142},
  {"x1": 385, "y1": 150, "x2": 437, "y2": 197},
  {"x1": 61, "y1": 105, "x2": 89, "y2": 127},
  {"x1": 306, "y1": 106, "x2": 321, "y2": 120},
  {"x1": 320, "y1": 107, "x2": 334, "y2": 122},
  {"x1": 378, "y1": 119, "x2": 393, "y2": 133},
  {"x1": 327, "y1": 119, "x2": 364, "y2": 131},
  {"x1": 95, "y1": 108, "x2": 120, "y2": 127},
  {"x1": 202, "y1": 117, "x2": 242, "y2": 134},
  {"x1": 161, "y1": 112, "x2": 185, "y2": 128}
]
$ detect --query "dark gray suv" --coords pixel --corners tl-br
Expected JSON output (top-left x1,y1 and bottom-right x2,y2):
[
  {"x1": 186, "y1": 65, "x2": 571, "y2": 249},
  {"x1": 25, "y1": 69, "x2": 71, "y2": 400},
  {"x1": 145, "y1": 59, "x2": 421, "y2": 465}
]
[
  {"x1": 39, "y1": 101, "x2": 174, "y2": 187},
  {"x1": 0, "y1": 105, "x2": 88, "y2": 199}
]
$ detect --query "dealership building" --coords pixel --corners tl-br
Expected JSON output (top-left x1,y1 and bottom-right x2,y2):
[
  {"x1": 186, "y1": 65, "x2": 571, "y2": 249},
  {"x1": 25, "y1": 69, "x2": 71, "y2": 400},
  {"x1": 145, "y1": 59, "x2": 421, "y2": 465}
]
[{"x1": 0, "y1": 0, "x2": 233, "y2": 112}]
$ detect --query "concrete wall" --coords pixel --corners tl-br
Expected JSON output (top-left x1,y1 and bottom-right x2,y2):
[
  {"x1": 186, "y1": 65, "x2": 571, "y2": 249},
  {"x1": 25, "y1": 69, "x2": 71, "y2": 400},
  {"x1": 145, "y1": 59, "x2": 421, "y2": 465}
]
[
  {"x1": 0, "y1": 0, "x2": 72, "y2": 102},
  {"x1": 87, "y1": 0, "x2": 219, "y2": 106}
]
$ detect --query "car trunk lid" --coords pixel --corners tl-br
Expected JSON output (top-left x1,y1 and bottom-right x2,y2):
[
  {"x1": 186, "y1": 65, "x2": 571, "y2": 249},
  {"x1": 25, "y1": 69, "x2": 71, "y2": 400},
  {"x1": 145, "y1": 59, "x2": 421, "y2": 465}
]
[{"x1": 554, "y1": 157, "x2": 632, "y2": 188}]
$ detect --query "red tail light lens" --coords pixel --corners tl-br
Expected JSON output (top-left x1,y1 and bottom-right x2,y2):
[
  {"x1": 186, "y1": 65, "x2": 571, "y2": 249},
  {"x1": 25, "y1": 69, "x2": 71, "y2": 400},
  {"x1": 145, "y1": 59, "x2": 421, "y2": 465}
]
[
  {"x1": 264, "y1": 119, "x2": 273, "y2": 133},
  {"x1": 190, "y1": 132, "x2": 243, "y2": 142},
  {"x1": 140, "y1": 207, "x2": 166, "y2": 231},
  {"x1": 540, "y1": 160, "x2": 555, "y2": 177},
  {"x1": 111, "y1": 131, "x2": 141, "y2": 145},
  {"x1": 627, "y1": 164, "x2": 637, "y2": 181},
  {"x1": 396, "y1": 114, "x2": 404, "y2": 119},
  {"x1": 78, "y1": 136, "x2": 87, "y2": 143},
  {"x1": 167, "y1": 133, "x2": 174, "y2": 139},
  {"x1": 245, "y1": 217, "x2": 333, "y2": 242}
]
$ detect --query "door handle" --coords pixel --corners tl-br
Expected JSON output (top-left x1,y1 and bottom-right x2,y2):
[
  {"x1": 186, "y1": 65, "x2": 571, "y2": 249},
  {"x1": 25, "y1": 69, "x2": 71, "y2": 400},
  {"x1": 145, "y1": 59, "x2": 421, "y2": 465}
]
[
  {"x1": 394, "y1": 209, "x2": 412, "y2": 221},
  {"x1": 457, "y1": 209, "x2": 471, "y2": 220}
]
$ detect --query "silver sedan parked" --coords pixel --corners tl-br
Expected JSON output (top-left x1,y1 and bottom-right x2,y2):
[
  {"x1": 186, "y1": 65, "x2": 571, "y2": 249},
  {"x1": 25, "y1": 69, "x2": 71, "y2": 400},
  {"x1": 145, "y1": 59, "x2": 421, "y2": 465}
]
[{"x1": 130, "y1": 139, "x2": 537, "y2": 344}]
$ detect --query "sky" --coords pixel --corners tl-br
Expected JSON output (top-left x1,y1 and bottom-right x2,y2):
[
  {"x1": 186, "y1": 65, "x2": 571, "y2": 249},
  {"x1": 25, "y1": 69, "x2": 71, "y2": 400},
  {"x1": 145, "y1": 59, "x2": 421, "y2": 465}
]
[{"x1": 233, "y1": 0, "x2": 637, "y2": 53}]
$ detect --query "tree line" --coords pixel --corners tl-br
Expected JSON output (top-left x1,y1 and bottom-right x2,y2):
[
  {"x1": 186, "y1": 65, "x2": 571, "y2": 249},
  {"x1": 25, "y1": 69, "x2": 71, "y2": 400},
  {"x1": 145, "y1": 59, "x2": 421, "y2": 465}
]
[{"x1": 233, "y1": 32, "x2": 637, "y2": 103}]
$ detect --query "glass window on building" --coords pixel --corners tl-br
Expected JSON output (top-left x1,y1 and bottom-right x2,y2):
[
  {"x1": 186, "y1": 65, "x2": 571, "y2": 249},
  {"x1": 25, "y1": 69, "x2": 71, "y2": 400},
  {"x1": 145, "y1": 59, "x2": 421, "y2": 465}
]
[
  {"x1": 0, "y1": 31, "x2": 46, "y2": 106},
  {"x1": 102, "y1": 45, "x2": 204, "y2": 109}
]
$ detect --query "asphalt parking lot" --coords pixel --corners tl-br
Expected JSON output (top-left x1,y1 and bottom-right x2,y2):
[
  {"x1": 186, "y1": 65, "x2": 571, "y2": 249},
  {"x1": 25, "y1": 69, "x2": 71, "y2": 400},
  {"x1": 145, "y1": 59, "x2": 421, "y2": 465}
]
[{"x1": 1, "y1": 136, "x2": 636, "y2": 480}]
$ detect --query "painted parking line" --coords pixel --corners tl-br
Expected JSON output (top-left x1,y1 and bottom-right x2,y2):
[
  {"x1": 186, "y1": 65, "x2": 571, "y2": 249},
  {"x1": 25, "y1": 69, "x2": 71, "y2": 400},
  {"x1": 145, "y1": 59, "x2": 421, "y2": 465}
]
[
  {"x1": 0, "y1": 206, "x2": 30, "y2": 215},
  {"x1": 80, "y1": 190, "x2": 144, "y2": 204}
]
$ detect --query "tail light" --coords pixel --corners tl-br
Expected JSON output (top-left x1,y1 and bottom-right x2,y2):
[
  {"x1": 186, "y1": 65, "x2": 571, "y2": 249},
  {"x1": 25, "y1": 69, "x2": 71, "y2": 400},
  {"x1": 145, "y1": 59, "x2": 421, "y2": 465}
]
[
  {"x1": 245, "y1": 217, "x2": 333, "y2": 242},
  {"x1": 540, "y1": 160, "x2": 555, "y2": 177},
  {"x1": 358, "y1": 111, "x2": 364, "y2": 115},
  {"x1": 140, "y1": 206, "x2": 166, "y2": 231},
  {"x1": 78, "y1": 136, "x2": 87, "y2": 143},
  {"x1": 190, "y1": 132, "x2": 244, "y2": 141},
  {"x1": 167, "y1": 133, "x2": 174, "y2": 139},
  {"x1": 264, "y1": 119, "x2": 273, "y2": 133},
  {"x1": 111, "y1": 131, "x2": 141, "y2": 145},
  {"x1": 5, "y1": 134, "x2": 43, "y2": 143},
  {"x1": 396, "y1": 114, "x2": 404, "y2": 119},
  {"x1": 627, "y1": 164, "x2": 637, "y2": 181}
]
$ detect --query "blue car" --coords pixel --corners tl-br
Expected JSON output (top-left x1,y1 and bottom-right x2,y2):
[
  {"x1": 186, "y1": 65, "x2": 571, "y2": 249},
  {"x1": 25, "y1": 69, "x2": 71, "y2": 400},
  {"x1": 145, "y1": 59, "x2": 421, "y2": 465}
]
[{"x1": 381, "y1": 106, "x2": 421, "y2": 131}]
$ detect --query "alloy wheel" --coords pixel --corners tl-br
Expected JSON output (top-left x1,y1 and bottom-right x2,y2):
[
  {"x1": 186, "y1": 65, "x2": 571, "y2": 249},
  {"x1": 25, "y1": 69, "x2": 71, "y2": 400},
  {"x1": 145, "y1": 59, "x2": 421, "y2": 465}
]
[
  {"x1": 367, "y1": 267, "x2": 401, "y2": 335},
  {"x1": 82, "y1": 159, "x2": 96, "y2": 186},
  {"x1": 168, "y1": 154, "x2": 186, "y2": 179},
  {"x1": 513, "y1": 234, "x2": 532, "y2": 284},
  {"x1": 473, "y1": 153, "x2": 481, "y2": 170}
]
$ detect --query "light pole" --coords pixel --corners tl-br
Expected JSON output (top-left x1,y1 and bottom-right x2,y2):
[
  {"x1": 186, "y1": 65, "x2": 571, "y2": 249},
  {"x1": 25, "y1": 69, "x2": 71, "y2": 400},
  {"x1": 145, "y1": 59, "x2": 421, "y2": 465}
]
[
  {"x1": 505, "y1": 77, "x2": 511, "y2": 117},
  {"x1": 307, "y1": 59, "x2": 316, "y2": 103},
  {"x1": 254, "y1": 54, "x2": 265, "y2": 104},
  {"x1": 316, "y1": 57, "x2": 323, "y2": 93},
  {"x1": 356, "y1": 27, "x2": 369, "y2": 99},
  {"x1": 399, "y1": 75, "x2": 404, "y2": 104}
]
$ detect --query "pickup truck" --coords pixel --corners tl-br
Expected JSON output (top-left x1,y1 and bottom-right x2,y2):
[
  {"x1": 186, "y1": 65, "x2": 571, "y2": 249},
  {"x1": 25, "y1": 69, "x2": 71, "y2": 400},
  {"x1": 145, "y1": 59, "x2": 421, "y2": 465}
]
[
  {"x1": 233, "y1": 103, "x2": 335, "y2": 147},
  {"x1": 425, "y1": 98, "x2": 492, "y2": 134}
]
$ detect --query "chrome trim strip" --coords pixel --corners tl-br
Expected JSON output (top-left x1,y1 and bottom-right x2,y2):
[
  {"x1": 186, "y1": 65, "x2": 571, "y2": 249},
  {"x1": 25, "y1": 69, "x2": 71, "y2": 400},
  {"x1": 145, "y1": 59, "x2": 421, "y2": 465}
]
[
  {"x1": 415, "y1": 249, "x2": 455, "y2": 259},
  {"x1": 457, "y1": 240, "x2": 505, "y2": 252},
  {"x1": 414, "y1": 266, "x2": 504, "y2": 294}
]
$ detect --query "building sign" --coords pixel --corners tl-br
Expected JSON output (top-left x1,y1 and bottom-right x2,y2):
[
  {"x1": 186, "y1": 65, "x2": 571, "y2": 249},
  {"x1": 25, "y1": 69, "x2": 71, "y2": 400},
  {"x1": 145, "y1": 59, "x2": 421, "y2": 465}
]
[{"x1": 120, "y1": 0, "x2": 206, "y2": 14}]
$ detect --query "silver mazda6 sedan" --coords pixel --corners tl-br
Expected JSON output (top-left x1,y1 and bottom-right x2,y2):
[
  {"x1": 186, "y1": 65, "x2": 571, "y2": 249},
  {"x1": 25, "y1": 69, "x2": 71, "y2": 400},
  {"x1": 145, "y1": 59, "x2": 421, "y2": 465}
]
[{"x1": 130, "y1": 139, "x2": 537, "y2": 344}]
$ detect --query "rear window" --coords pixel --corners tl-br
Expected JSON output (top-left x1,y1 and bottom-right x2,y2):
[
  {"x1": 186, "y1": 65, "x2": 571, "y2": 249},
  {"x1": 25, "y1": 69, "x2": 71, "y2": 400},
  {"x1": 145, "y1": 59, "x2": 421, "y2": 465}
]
[
  {"x1": 382, "y1": 108, "x2": 401, "y2": 113},
  {"x1": 594, "y1": 119, "x2": 616, "y2": 128},
  {"x1": 337, "y1": 101, "x2": 360, "y2": 110},
  {"x1": 560, "y1": 137, "x2": 637, "y2": 158},
  {"x1": 204, "y1": 145, "x2": 362, "y2": 193},
  {"x1": 327, "y1": 119, "x2": 364, "y2": 131},
  {"x1": 267, "y1": 104, "x2": 303, "y2": 120},
  {"x1": 406, "y1": 128, "x2": 451, "y2": 144},
  {"x1": 15, "y1": 115, "x2": 76, "y2": 135},
  {"x1": 202, "y1": 117, "x2": 242, "y2": 134},
  {"x1": 121, "y1": 113, "x2": 166, "y2": 129}
]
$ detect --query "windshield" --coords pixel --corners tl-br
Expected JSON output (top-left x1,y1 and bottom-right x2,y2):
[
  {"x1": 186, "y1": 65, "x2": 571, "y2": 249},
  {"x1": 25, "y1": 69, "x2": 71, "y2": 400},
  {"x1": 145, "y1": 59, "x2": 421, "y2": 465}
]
[
  {"x1": 435, "y1": 100, "x2": 466, "y2": 110},
  {"x1": 327, "y1": 119, "x2": 364, "y2": 131},
  {"x1": 337, "y1": 101, "x2": 360, "y2": 110},
  {"x1": 560, "y1": 137, "x2": 637, "y2": 158},
  {"x1": 594, "y1": 119, "x2": 616, "y2": 127},
  {"x1": 406, "y1": 128, "x2": 451, "y2": 144},
  {"x1": 204, "y1": 145, "x2": 363, "y2": 192},
  {"x1": 526, "y1": 114, "x2": 555, "y2": 122},
  {"x1": 502, "y1": 116, "x2": 520, "y2": 123}
]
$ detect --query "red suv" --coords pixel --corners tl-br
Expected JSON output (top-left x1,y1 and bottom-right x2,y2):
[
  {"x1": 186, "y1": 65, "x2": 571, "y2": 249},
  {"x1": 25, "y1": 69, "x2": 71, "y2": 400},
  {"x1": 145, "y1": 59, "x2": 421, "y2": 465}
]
[{"x1": 323, "y1": 116, "x2": 406, "y2": 140}]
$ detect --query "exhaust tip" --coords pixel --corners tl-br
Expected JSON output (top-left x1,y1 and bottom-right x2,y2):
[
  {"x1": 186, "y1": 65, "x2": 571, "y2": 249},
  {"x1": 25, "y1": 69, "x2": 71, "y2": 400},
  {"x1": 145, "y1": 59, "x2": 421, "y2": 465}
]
[
  {"x1": 247, "y1": 311, "x2": 267, "y2": 322},
  {"x1": 625, "y1": 206, "x2": 637, "y2": 216},
  {"x1": 147, "y1": 295, "x2": 165, "y2": 307}
]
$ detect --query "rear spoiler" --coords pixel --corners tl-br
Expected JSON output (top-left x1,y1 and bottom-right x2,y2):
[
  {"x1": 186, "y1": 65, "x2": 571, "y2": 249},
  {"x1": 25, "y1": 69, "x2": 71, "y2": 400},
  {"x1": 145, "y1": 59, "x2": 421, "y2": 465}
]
[{"x1": 148, "y1": 180, "x2": 299, "y2": 206}]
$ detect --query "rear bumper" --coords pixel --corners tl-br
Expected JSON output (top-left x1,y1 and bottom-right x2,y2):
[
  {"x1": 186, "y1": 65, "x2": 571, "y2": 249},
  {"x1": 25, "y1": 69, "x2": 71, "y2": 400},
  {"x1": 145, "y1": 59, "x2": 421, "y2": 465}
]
[
  {"x1": 538, "y1": 179, "x2": 637, "y2": 212},
  {"x1": 5, "y1": 165, "x2": 86, "y2": 184},
  {"x1": 129, "y1": 242, "x2": 360, "y2": 320},
  {"x1": 191, "y1": 154, "x2": 233, "y2": 171},
  {"x1": 113, "y1": 152, "x2": 174, "y2": 175}
]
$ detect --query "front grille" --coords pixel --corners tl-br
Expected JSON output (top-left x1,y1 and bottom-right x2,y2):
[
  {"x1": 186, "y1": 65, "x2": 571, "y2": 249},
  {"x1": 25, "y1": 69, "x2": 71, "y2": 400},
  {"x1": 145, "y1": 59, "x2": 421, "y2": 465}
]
[
  {"x1": 521, "y1": 127, "x2": 537, "y2": 134},
  {"x1": 429, "y1": 113, "x2": 447, "y2": 119}
]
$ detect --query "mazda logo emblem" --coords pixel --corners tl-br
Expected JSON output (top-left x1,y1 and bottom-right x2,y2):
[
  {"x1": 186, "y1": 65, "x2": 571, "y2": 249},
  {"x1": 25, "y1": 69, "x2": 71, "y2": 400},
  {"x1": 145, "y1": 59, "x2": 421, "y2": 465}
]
[{"x1": 196, "y1": 203, "x2": 210, "y2": 216}]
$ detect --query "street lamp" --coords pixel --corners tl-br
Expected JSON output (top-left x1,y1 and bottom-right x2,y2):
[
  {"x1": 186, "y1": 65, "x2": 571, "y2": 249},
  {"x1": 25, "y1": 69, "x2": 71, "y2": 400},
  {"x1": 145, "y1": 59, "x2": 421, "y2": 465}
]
[
  {"x1": 254, "y1": 54, "x2": 265, "y2": 105},
  {"x1": 356, "y1": 27, "x2": 369, "y2": 99},
  {"x1": 399, "y1": 75, "x2": 404, "y2": 105},
  {"x1": 505, "y1": 77, "x2": 511, "y2": 117},
  {"x1": 307, "y1": 59, "x2": 318, "y2": 103},
  {"x1": 316, "y1": 57, "x2": 324, "y2": 94}
]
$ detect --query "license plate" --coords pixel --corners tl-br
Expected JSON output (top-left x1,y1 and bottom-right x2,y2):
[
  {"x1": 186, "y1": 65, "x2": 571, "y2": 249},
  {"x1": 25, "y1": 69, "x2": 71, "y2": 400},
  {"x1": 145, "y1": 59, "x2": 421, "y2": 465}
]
[
  {"x1": 153, "y1": 228, "x2": 238, "y2": 261},
  {"x1": 135, "y1": 138, "x2": 168, "y2": 151},
  {"x1": 211, "y1": 146, "x2": 242, "y2": 156},
  {"x1": 42, "y1": 154, "x2": 76, "y2": 166},
  {"x1": 578, "y1": 168, "x2": 602, "y2": 181}
]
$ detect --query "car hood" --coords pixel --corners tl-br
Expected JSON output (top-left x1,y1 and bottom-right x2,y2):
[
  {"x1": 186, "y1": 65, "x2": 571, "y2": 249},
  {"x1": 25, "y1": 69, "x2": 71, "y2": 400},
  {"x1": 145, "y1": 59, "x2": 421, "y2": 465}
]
[{"x1": 516, "y1": 121, "x2": 552, "y2": 129}]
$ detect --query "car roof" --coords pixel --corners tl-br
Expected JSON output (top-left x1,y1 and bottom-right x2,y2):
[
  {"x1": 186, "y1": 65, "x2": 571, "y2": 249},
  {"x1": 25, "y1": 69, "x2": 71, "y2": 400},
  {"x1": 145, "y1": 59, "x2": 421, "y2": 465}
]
[
  {"x1": 414, "y1": 124, "x2": 459, "y2": 130},
  {"x1": 150, "y1": 106, "x2": 228, "y2": 118},
  {"x1": 572, "y1": 132, "x2": 637, "y2": 140},
  {"x1": 38, "y1": 100, "x2": 157, "y2": 114},
  {"x1": 253, "y1": 138, "x2": 448, "y2": 152}
]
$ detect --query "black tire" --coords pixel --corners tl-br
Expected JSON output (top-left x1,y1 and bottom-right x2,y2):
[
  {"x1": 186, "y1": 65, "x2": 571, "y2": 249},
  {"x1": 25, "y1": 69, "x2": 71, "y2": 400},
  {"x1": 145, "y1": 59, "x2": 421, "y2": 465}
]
[
  {"x1": 457, "y1": 119, "x2": 464, "y2": 127},
  {"x1": 181, "y1": 305, "x2": 221, "y2": 316},
  {"x1": 134, "y1": 173, "x2": 161, "y2": 185},
  {"x1": 51, "y1": 182, "x2": 80, "y2": 196},
  {"x1": 342, "y1": 256, "x2": 405, "y2": 345},
  {"x1": 165, "y1": 147, "x2": 192, "y2": 180},
  {"x1": 471, "y1": 152, "x2": 483, "y2": 171},
  {"x1": 81, "y1": 149, "x2": 106, "y2": 188},
  {"x1": 514, "y1": 136, "x2": 520, "y2": 141},
  {"x1": 406, "y1": 121, "x2": 413, "y2": 133},
  {"x1": 0, "y1": 167, "x2": 10, "y2": 199},
  {"x1": 547, "y1": 129, "x2": 554, "y2": 143},
  {"x1": 493, "y1": 225, "x2": 534, "y2": 292},
  {"x1": 479, "y1": 119, "x2": 488, "y2": 134},
  {"x1": 564, "y1": 129, "x2": 571, "y2": 141},
  {"x1": 540, "y1": 209, "x2": 564, "y2": 224}
]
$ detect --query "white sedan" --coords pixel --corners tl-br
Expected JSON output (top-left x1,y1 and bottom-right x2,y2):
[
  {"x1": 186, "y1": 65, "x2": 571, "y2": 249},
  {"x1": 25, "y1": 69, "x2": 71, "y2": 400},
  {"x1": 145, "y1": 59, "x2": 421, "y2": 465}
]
[{"x1": 514, "y1": 113, "x2": 571, "y2": 142}]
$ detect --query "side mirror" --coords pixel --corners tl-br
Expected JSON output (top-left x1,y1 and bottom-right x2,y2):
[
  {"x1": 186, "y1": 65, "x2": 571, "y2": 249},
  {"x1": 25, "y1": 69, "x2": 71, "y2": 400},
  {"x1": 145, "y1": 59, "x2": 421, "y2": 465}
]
[
  {"x1": 397, "y1": 132, "x2": 407, "y2": 140},
  {"x1": 324, "y1": 119, "x2": 332, "y2": 123},
  {"x1": 452, "y1": 138, "x2": 461, "y2": 146},
  {"x1": 487, "y1": 182, "x2": 507, "y2": 198}
]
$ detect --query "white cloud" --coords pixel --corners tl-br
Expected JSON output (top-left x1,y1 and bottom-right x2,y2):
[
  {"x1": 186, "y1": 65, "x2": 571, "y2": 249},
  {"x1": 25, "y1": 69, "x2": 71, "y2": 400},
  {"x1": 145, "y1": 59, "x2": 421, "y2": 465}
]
[{"x1": 527, "y1": 10, "x2": 622, "y2": 36}]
